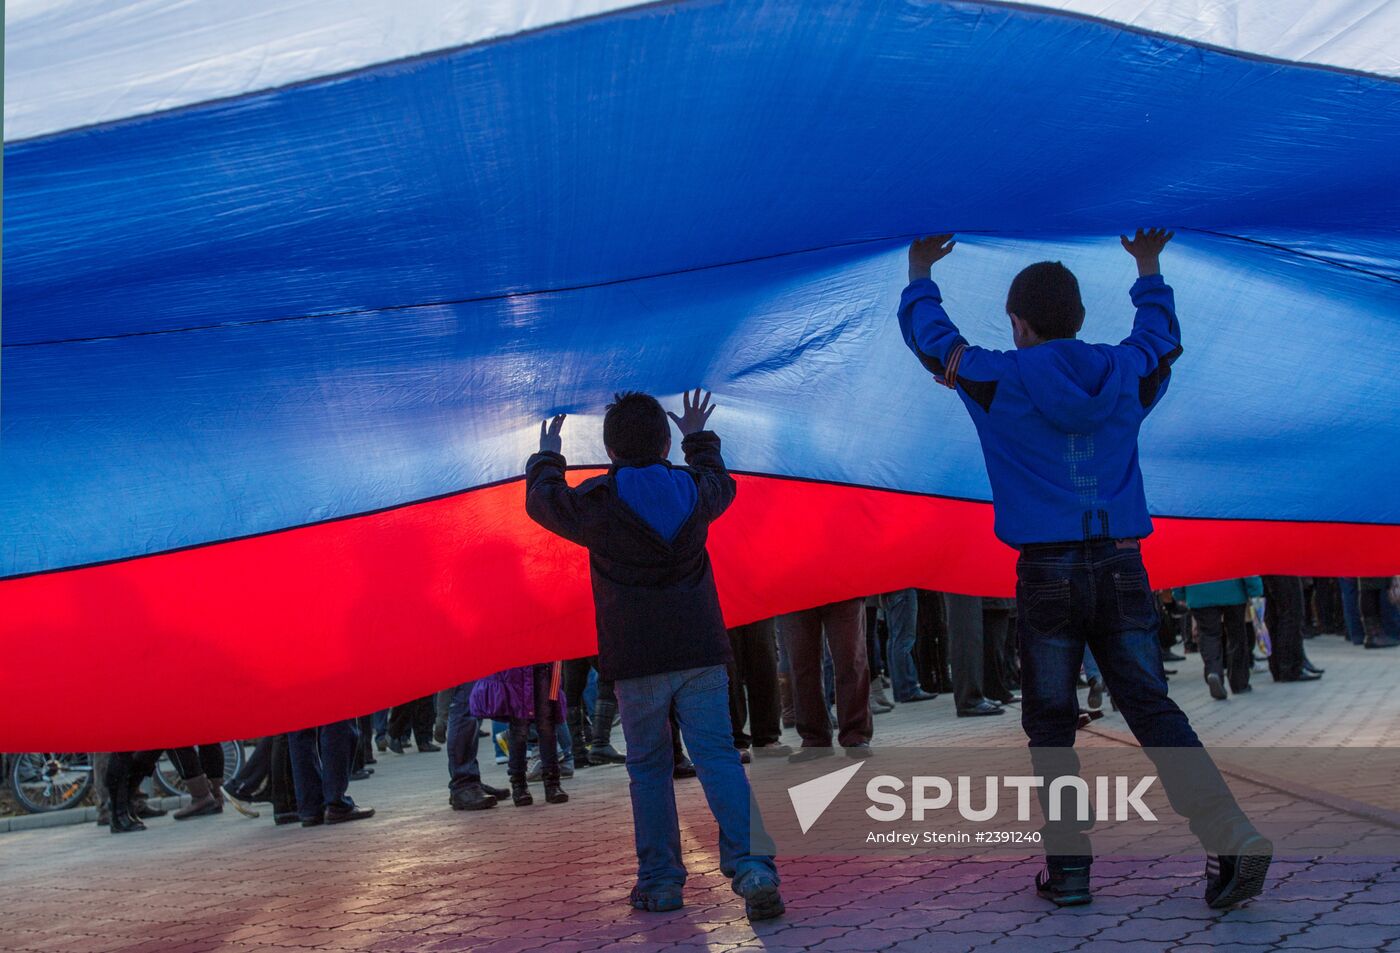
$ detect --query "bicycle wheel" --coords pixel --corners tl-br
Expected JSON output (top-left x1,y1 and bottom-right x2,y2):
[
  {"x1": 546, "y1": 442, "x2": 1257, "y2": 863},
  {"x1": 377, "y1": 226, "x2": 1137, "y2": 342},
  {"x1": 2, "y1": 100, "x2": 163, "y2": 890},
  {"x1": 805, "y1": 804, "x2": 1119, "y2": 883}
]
[
  {"x1": 155, "y1": 742, "x2": 246, "y2": 796},
  {"x1": 9, "y1": 753, "x2": 94, "y2": 813}
]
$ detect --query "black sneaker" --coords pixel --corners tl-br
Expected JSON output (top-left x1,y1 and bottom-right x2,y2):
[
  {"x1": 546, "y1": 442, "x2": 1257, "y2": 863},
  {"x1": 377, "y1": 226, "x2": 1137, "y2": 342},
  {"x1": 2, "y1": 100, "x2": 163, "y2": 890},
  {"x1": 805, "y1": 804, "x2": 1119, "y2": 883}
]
[
  {"x1": 449, "y1": 785, "x2": 497, "y2": 811},
  {"x1": 1205, "y1": 835, "x2": 1273, "y2": 909},
  {"x1": 630, "y1": 886, "x2": 683, "y2": 912},
  {"x1": 1035, "y1": 865, "x2": 1092, "y2": 906},
  {"x1": 735, "y1": 870, "x2": 785, "y2": 922}
]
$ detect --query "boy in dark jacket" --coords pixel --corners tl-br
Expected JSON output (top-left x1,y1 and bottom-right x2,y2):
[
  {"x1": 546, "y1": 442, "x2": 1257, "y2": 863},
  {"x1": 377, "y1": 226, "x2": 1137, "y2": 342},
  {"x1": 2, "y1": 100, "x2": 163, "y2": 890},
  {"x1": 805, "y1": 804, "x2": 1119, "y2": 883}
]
[
  {"x1": 898, "y1": 230, "x2": 1270, "y2": 910},
  {"x1": 525, "y1": 389, "x2": 783, "y2": 922}
]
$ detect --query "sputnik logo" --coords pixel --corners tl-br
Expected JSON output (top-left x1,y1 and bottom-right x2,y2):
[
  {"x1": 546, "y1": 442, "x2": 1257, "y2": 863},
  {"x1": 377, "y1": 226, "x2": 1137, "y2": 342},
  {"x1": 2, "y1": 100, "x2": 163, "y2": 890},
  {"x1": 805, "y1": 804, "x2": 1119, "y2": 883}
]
[{"x1": 787, "y1": 763, "x2": 864, "y2": 833}]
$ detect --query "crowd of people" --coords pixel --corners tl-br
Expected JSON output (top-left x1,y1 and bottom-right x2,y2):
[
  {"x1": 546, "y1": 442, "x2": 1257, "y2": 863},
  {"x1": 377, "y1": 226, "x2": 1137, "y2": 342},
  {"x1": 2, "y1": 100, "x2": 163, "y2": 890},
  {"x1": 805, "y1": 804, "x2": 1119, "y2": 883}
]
[{"x1": 96, "y1": 572, "x2": 1398, "y2": 830}]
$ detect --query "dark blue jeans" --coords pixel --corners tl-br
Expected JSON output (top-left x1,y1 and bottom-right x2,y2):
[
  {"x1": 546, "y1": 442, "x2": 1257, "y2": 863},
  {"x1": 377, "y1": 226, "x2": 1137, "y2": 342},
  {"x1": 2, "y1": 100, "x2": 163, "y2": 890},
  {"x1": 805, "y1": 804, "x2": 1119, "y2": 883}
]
[
  {"x1": 288, "y1": 719, "x2": 358, "y2": 821},
  {"x1": 1016, "y1": 541, "x2": 1253, "y2": 864},
  {"x1": 447, "y1": 681, "x2": 484, "y2": 791}
]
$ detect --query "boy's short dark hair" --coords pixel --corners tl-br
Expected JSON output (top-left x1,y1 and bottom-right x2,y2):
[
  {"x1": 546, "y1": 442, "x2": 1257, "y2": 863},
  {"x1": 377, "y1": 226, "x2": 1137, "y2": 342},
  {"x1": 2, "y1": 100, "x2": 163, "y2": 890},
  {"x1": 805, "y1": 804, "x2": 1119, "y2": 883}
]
[
  {"x1": 603, "y1": 392, "x2": 670, "y2": 460},
  {"x1": 1006, "y1": 261, "x2": 1085, "y2": 341}
]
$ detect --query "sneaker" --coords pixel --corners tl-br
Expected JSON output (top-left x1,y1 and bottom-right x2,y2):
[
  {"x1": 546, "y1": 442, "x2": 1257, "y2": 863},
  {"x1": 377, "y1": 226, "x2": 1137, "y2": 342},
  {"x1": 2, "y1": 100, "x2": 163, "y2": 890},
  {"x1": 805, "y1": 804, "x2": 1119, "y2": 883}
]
[
  {"x1": 734, "y1": 870, "x2": 784, "y2": 922},
  {"x1": 449, "y1": 785, "x2": 497, "y2": 811},
  {"x1": 1206, "y1": 672, "x2": 1228, "y2": 700},
  {"x1": 375, "y1": 734, "x2": 388, "y2": 752},
  {"x1": 525, "y1": 757, "x2": 543, "y2": 782},
  {"x1": 1035, "y1": 865, "x2": 1092, "y2": 906},
  {"x1": 1206, "y1": 834, "x2": 1273, "y2": 909},
  {"x1": 630, "y1": 886, "x2": 683, "y2": 913}
]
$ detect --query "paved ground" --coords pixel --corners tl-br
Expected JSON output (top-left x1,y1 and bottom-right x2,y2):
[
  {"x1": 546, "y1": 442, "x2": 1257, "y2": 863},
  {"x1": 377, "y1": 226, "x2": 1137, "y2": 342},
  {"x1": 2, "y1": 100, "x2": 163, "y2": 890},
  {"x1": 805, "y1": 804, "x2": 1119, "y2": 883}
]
[{"x1": 3, "y1": 635, "x2": 1398, "y2": 953}]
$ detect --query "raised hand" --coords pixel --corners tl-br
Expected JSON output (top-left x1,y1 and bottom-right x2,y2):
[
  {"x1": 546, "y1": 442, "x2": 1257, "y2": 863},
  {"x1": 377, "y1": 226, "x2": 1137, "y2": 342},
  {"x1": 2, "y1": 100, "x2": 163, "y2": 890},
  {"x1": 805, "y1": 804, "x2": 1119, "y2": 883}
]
[
  {"x1": 667, "y1": 388, "x2": 716, "y2": 437},
  {"x1": 1120, "y1": 227, "x2": 1174, "y2": 277},
  {"x1": 539, "y1": 414, "x2": 566, "y2": 454},
  {"x1": 908, "y1": 234, "x2": 957, "y2": 282}
]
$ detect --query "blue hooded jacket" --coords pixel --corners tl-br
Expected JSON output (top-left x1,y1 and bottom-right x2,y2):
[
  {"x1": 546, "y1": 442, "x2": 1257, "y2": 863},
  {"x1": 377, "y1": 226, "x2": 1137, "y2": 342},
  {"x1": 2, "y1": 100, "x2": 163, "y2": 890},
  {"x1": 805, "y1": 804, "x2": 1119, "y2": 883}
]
[{"x1": 899, "y1": 274, "x2": 1182, "y2": 547}]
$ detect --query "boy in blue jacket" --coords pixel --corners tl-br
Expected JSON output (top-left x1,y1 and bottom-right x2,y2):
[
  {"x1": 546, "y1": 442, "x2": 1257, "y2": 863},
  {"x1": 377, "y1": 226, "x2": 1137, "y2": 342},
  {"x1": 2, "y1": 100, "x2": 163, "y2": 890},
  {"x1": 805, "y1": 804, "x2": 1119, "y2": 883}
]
[
  {"x1": 525, "y1": 390, "x2": 783, "y2": 922},
  {"x1": 899, "y1": 230, "x2": 1270, "y2": 909}
]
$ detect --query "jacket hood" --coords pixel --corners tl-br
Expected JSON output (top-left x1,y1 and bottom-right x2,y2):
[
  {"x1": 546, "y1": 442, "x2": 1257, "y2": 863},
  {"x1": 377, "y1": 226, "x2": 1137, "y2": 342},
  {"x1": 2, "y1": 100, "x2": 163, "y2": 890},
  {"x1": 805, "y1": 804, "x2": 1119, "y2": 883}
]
[{"x1": 1015, "y1": 339, "x2": 1122, "y2": 432}]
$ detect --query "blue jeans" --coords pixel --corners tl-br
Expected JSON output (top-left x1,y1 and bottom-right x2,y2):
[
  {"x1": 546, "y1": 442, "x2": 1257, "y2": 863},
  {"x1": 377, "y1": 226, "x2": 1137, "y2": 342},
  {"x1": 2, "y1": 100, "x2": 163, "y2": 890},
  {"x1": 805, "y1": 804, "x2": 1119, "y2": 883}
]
[
  {"x1": 878, "y1": 590, "x2": 923, "y2": 701},
  {"x1": 1081, "y1": 645, "x2": 1101, "y2": 681},
  {"x1": 614, "y1": 665, "x2": 778, "y2": 894},
  {"x1": 1017, "y1": 541, "x2": 1252, "y2": 862},
  {"x1": 447, "y1": 682, "x2": 484, "y2": 791},
  {"x1": 1340, "y1": 577, "x2": 1364, "y2": 644},
  {"x1": 288, "y1": 719, "x2": 358, "y2": 821},
  {"x1": 372, "y1": 710, "x2": 389, "y2": 738}
]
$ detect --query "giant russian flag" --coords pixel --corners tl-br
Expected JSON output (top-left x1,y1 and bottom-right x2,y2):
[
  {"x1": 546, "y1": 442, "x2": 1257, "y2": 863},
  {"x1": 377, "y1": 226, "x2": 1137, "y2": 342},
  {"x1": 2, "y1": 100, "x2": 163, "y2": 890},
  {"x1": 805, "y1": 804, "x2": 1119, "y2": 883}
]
[{"x1": 3, "y1": 0, "x2": 1398, "y2": 749}]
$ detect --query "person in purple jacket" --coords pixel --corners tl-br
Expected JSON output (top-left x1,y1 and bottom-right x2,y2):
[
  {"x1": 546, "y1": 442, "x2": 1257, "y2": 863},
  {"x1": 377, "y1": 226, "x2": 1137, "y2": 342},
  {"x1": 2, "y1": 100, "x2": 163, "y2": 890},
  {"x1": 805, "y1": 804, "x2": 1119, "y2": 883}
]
[
  {"x1": 525, "y1": 390, "x2": 783, "y2": 922},
  {"x1": 470, "y1": 663, "x2": 567, "y2": 807},
  {"x1": 898, "y1": 230, "x2": 1270, "y2": 910}
]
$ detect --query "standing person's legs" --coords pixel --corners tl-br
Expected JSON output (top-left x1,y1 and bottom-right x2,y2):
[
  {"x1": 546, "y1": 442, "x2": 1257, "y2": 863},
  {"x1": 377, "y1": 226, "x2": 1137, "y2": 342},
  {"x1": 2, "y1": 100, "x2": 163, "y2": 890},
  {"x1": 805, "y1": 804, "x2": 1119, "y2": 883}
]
[
  {"x1": 270, "y1": 734, "x2": 298, "y2": 819},
  {"x1": 1195, "y1": 607, "x2": 1227, "y2": 696},
  {"x1": 778, "y1": 610, "x2": 832, "y2": 748},
  {"x1": 982, "y1": 600, "x2": 1016, "y2": 703},
  {"x1": 1222, "y1": 605, "x2": 1251, "y2": 693},
  {"x1": 614, "y1": 673, "x2": 686, "y2": 900},
  {"x1": 387, "y1": 702, "x2": 414, "y2": 749},
  {"x1": 372, "y1": 710, "x2": 389, "y2": 747},
  {"x1": 1015, "y1": 549, "x2": 1091, "y2": 869},
  {"x1": 670, "y1": 666, "x2": 780, "y2": 890},
  {"x1": 447, "y1": 681, "x2": 493, "y2": 804},
  {"x1": 879, "y1": 589, "x2": 923, "y2": 702},
  {"x1": 727, "y1": 627, "x2": 753, "y2": 750},
  {"x1": 93, "y1": 753, "x2": 112, "y2": 823},
  {"x1": 411, "y1": 695, "x2": 437, "y2": 749},
  {"x1": 287, "y1": 727, "x2": 326, "y2": 822},
  {"x1": 820, "y1": 599, "x2": 874, "y2": 747},
  {"x1": 1340, "y1": 578, "x2": 1365, "y2": 645},
  {"x1": 945, "y1": 593, "x2": 991, "y2": 712},
  {"x1": 742, "y1": 619, "x2": 782, "y2": 748},
  {"x1": 1263, "y1": 577, "x2": 1304, "y2": 681},
  {"x1": 563, "y1": 657, "x2": 595, "y2": 765},
  {"x1": 532, "y1": 664, "x2": 560, "y2": 776},
  {"x1": 318, "y1": 719, "x2": 360, "y2": 813}
]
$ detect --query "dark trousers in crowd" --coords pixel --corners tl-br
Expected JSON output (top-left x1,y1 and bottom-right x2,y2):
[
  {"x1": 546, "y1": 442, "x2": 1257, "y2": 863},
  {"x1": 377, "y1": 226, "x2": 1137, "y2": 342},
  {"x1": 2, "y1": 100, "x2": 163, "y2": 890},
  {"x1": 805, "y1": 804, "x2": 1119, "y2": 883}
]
[
  {"x1": 878, "y1": 589, "x2": 924, "y2": 701},
  {"x1": 779, "y1": 598, "x2": 872, "y2": 748},
  {"x1": 1263, "y1": 576, "x2": 1306, "y2": 681},
  {"x1": 447, "y1": 681, "x2": 486, "y2": 792},
  {"x1": 352, "y1": 714, "x2": 375, "y2": 772},
  {"x1": 508, "y1": 664, "x2": 559, "y2": 781},
  {"x1": 1359, "y1": 579, "x2": 1399, "y2": 646},
  {"x1": 726, "y1": 618, "x2": 782, "y2": 749},
  {"x1": 269, "y1": 734, "x2": 297, "y2": 817},
  {"x1": 1016, "y1": 541, "x2": 1254, "y2": 867},
  {"x1": 915, "y1": 590, "x2": 953, "y2": 694},
  {"x1": 982, "y1": 597, "x2": 1018, "y2": 703},
  {"x1": 1194, "y1": 604, "x2": 1252, "y2": 693},
  {"x1": 944, "y1": 593, "x2": 993, "y2": 711},
  {"x1": 388, "y1": 695, "x2": 435, "y2": 748},
  {"x1": 169, "y1": 744, "x2": 224, "y2": 782},
  {"x1": 1340, "y1": 577, "x2": 1365, "y2": 644},
  {"x1": 288, "y1": 719, "x2": 359, "y2": 822},
  {"x1": 1309, "y1": 577, "x2": 1344, "y2": 635},
  {"x1": 564, "y1": 655, "x2": 617, "y2": 756}
]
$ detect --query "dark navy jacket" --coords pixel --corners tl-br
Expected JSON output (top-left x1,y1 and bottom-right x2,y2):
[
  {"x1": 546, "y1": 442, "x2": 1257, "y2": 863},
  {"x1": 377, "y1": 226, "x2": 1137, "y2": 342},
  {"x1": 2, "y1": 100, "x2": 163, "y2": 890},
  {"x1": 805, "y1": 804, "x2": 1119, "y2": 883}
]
[
  {"x1": 898, "y1": 274, "x2": 1182, "y2": 547},
  {"x1": 524, "y1": 431, "x2": 736, "y2": 681}
]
